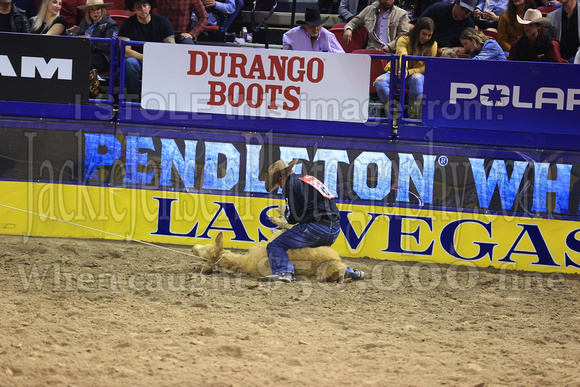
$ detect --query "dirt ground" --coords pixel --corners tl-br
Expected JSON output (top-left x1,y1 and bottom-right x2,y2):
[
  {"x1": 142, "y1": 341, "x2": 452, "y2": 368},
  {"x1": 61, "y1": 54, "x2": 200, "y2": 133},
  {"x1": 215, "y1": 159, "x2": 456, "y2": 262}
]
[{"x1": 1, "y1": 234, "x2": 580, "y2": 386}]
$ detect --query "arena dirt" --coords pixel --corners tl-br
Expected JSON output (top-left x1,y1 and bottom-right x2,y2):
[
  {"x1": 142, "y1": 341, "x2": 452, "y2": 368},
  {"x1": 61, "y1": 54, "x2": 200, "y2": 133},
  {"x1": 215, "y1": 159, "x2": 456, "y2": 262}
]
[{"x1": 1, "y1": 235, "x2": 579, "y2": 386}]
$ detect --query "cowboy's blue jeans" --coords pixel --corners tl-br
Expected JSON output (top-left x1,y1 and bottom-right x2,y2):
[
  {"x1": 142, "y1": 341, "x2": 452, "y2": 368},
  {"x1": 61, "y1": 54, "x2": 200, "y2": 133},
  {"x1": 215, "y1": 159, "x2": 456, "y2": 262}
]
[{"x1": 266, "y1": 222, "x2": 340, "y2": 276}]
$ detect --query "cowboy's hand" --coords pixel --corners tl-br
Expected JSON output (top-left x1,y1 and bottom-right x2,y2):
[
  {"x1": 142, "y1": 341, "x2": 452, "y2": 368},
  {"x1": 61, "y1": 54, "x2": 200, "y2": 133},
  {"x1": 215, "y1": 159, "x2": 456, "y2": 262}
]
[
  {"x1": 277, "y1": 204, "x2": 286, "y2": 217},
  {"x1": 203, "y1": 0, "x2": 216, "y2": 7},
  {"x1": 269, "y1": 216, "x2": 293, "y2": 230},
  {"x1": 343, "y1": 29, "x2": 352, "y2": 43},
  {"x1": 181, "y1": 32, "x2": 193, "y2": 40},
  {"x1": 473, "y1": 9, "x2": 482, "y2": 18}
]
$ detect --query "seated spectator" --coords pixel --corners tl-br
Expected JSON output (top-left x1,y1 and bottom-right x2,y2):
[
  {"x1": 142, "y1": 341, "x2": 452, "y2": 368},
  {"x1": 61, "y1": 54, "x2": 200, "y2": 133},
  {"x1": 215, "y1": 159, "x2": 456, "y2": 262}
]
[
  {"x1": 72, "y1": 0, "x2": 118, "y2": 72},
  {"x1": 0, "y1": 0, "x2": 30, "y2": 32},
  {"x1": 497, "y1": 0, "x2": 535, "y2": 51},
  {"x1": 283, "y1": 8, "x2": 345, "y2": 52},
  {"x1": 547, "y1": 0, "x2": 580, "y2": 62},
  {"x1": 509, "y1": 8, "x2": 568, "y2": 61},
  {"x1": 30, "y1": 0, "x2": 67, "y2": 34},
  {"x1": 157, "y1": 0, "x2": 206, "y2": 43},
  {"x1": 460, "y1": 27, "x2": 507, "y2": 58},
  {"x1": 36, "y1": 0, "x2": 86, "y2": 28},
  {"x1": 339, "y1": 0, "x2": 372, "y2": 22},
  {"x1": 119, "y1": 0, "x2": 175, "y2": 100},
  {"x1": 344, "y1": 0, "x2": 410, "y2": 53},
  {"x1": 374, "y1": 17, "x2": 437, "y2": 118},
  {"x1": 473, "y1": 0, "x2": 508, "y2": 29},
  {"x1": 420, "y1": 0, "x2": 477, "y2": 51},
  {"x1": 202, "y1": 0, "x2": 234, "y2": 27}
]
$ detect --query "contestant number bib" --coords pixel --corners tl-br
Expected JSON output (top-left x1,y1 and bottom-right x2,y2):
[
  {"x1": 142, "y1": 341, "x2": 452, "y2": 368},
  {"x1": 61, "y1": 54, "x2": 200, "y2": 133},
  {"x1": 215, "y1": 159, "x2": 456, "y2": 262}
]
[{"x1": 299, "y1": 175, "x2": 335, "y2": 199}]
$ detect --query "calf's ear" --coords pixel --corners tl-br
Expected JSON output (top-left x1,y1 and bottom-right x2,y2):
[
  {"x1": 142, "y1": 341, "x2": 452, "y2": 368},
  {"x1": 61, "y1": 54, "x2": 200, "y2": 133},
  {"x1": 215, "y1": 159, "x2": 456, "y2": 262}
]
[{"x1": 215, "y1": 232, "x2": 223, "y2": 250}]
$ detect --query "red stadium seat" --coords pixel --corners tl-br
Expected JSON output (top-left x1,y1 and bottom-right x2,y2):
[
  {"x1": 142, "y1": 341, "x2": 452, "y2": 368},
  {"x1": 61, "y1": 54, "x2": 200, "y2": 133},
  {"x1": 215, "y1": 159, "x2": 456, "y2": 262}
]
[
  {"x1": 109, "y1": 10, "x2": 134, "y2": 26},
  {"x1": 351, "y1": 49, "x2": 388, "y2": 94},
  {"x1": 330, "y1": 23, "x2": 368, "y2": 53},
  {"x1": 538, "y1": 6, "x2": 558, "y2": 15},
  {"x1": 482, "y1": 28, "x2": 499, "y2": 40},
  {"x1": 110, "y1": 0, "x2": 126, "y2": 10}
]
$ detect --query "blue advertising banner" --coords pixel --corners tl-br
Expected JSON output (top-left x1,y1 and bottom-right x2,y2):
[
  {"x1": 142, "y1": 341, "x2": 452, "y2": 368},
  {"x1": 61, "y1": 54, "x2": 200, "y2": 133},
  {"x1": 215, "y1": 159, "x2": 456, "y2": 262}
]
[
  {"x1": 2, "y1": 119, "x2": 578, "y2": 219},
  {"x1": 423, "y1": 58, "x2": 580, "y2": 133}
]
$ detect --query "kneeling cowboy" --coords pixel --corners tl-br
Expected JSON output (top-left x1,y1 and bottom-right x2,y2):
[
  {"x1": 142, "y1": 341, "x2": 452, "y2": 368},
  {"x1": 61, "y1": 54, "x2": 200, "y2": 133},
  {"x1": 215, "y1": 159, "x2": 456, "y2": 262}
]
[{"x1": 264, "y1": 159, "x2": 341, "y2": 283}]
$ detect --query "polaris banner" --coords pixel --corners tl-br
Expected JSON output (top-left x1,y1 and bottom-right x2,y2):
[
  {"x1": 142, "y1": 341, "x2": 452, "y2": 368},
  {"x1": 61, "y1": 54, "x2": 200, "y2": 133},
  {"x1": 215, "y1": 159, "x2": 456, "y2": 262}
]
[
  {"x1": 0, "y1": 33, "x2": 91, "y2": 104},
  {"x1": 423, "y1": 58, "x2": 580, "y2": 133}
]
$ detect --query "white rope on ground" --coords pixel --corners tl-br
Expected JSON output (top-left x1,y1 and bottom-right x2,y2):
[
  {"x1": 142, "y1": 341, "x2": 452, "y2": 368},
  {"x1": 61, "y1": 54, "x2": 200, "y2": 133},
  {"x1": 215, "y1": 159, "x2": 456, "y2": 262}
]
[{"x1": 0, "y1": 203, "x2": 210, "y2": 262}]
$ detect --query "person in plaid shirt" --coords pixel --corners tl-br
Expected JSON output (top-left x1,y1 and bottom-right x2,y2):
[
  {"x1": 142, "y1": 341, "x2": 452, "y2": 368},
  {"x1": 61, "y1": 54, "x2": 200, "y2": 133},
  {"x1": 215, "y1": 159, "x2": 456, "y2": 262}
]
[{"x1": 157, "y1": 0, "x2": 207, "y2": 43}]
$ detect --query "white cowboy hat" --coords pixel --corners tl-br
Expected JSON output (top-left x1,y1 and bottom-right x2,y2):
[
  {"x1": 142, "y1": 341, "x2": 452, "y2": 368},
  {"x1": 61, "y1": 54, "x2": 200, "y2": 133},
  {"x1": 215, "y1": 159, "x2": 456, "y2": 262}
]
[
  {"x1": 78, "y1": 0, "x2": 114, "y2": 10},
  {"x1": 517, "y1": 8, "x2": 551, "y2": 27},
  {"x1": 265, "y1": 159, "x2": 299, "y2": 193}
]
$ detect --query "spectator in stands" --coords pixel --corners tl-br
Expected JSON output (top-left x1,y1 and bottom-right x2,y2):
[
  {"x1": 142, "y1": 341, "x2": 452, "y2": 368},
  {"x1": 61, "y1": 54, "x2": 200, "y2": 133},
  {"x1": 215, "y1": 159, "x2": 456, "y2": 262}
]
[
  {"x1": 30, "y1": 0, "x2": 67, "y2": 33},
  {"x1": 547, "y1": 0, "x2": 580, "y2": 62},
  {"x1": 343, "y1": 0, "x2": 410, "y2": 52},
  {"x1": 0, "y1": 0, "x2": 30, "y2": 32},
  {"x1": 202, "y1": 0, "x2": 233, "y2": 27},
  {"x1": 473, "y1": 0, "x2": 508, "y2": 29},
  {"x1": 72, "y1": 0, "x2": 119, "y2": 73},
  {"x1": 497, "y1": 0, "x2": 535, "y2": 51},
  {"x1": 283, "y1": 7, "x2": 345, "y2": 52},
  {"x1": 374, "y1": 17, "x2": 437, "y2": 118},
  {"x1": 36, "y1": 0, "x2": 86, "y2": 28},
  {"x1": 339, "y1": 0, "x2": 372, "y2": 21},
  {"x1": 119, "y1": 0, "x2": 174, "y2": 100},
  {"x1": 508, "y1": 8, "x2": 568, "y2": 61},
  {"x1": 420, "y1": 0, "x2": 476, "y2": 52},
  {"x1": 157, "y1": 0, "x2": 206, "y2": 43},
  {"x1": 460, "y1": 27, "x2": 507, "y2": 58}
]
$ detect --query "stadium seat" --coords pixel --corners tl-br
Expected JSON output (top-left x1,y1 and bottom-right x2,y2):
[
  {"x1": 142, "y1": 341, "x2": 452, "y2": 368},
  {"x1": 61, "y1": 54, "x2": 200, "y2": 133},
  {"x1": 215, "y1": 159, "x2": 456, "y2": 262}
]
[
  {"x1": 110, "y1": 0, "x2": 126, "y2": 10},
  {"x1": 351, "y1": 49, "x2": 388, "y2": 94},
  {"x1": 330, "y1": 23, "x2": 367, "y2": 53},
  {"x1": 538, "y1": 5, "x2": 560, "y2": 15},
  {"x1": 482, "y1": 28, "x2": 499, "y2": 40},
  {"x1": 109, "y1": 10, "x2": 134, "y2": 26}
]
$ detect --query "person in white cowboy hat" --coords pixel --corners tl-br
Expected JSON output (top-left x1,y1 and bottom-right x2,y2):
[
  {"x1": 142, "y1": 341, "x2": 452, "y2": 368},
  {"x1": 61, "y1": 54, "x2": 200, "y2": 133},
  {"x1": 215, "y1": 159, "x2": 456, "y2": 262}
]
[
  {"x1": 508, "y1": 8, "x2": 568, "y2": 62},
  {"x1": 282, "y1": 7, "x2": 344, "y2": 52},
  {"x1": 263, "y1": 159, "x2": 341, "y2": 282},
  {"x1": 70, "y1": 0, "x2": 119, "y2": 74}
]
